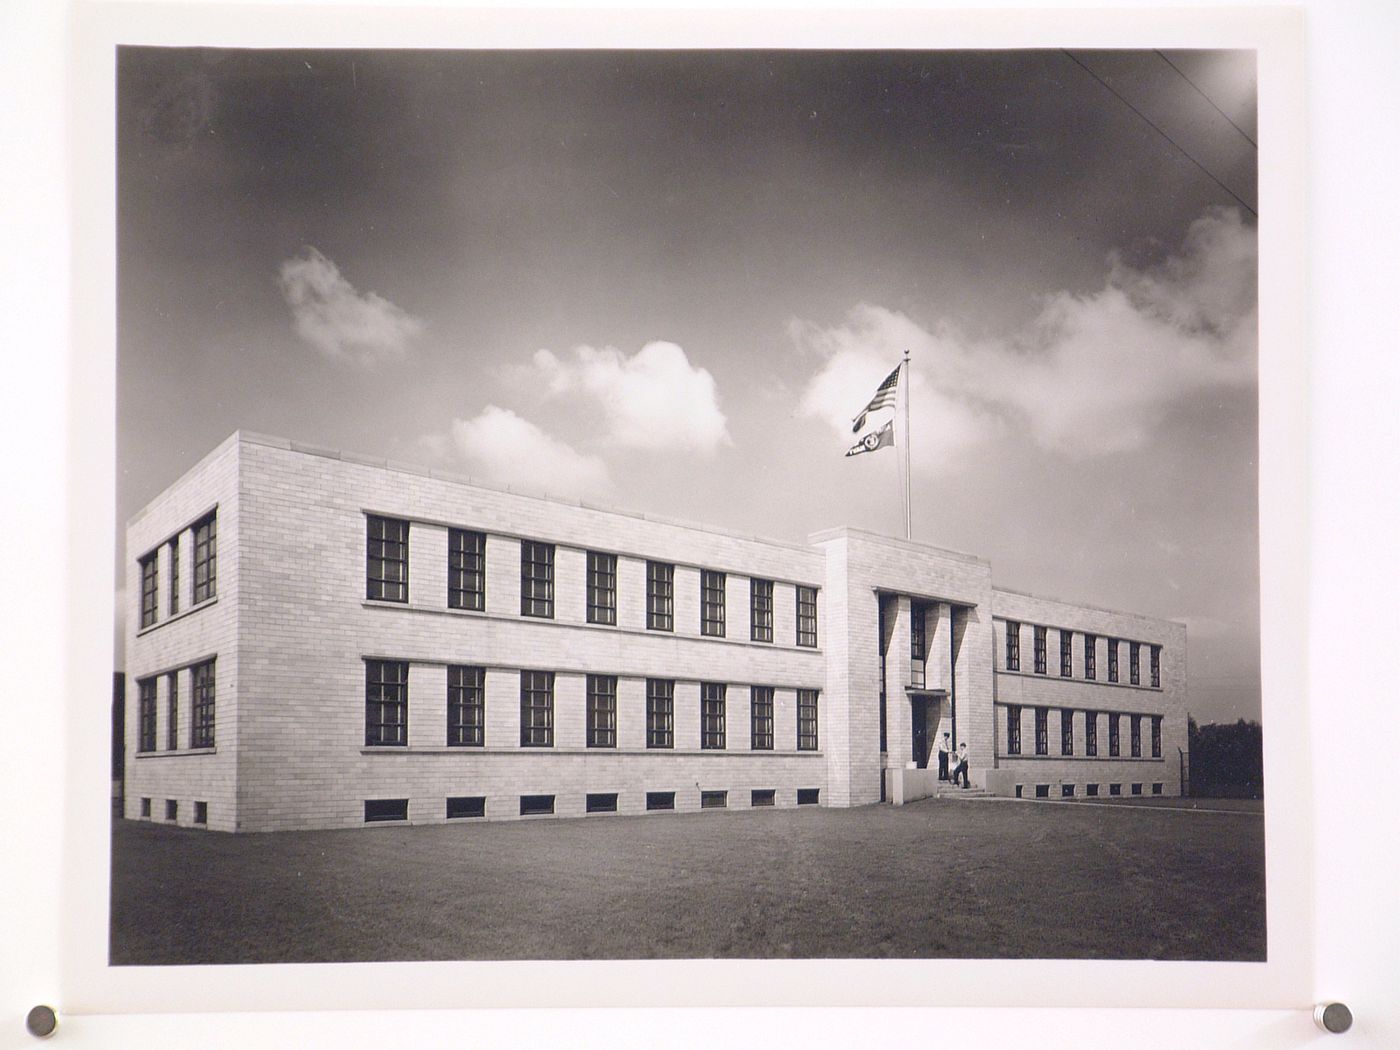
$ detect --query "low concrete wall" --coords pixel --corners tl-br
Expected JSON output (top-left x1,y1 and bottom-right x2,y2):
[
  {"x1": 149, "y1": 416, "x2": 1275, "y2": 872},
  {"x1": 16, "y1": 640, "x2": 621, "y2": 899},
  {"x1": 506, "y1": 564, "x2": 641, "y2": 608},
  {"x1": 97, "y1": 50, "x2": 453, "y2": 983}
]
[{"x1": 885, "y1": 766, "x2": 944, "y2": 805}]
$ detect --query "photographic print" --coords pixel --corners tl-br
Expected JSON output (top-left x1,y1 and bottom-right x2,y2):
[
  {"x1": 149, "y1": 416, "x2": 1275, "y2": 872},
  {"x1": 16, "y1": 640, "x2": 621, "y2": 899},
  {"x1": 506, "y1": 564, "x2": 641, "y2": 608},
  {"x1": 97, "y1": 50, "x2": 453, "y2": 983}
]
[{"x1": 111, "y1": 45, "x2": 1264, "y2": 968}]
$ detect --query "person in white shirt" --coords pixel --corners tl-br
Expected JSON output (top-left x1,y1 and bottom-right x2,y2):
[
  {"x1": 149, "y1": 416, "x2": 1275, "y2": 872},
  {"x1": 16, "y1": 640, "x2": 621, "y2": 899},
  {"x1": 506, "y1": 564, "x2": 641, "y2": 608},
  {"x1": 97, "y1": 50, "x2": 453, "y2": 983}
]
[
  {"x1": 936, "y1": 732, "x2": 952, "y2": 781},
  {"x1": 953, "y1": 742, "x2": 970, "y2": 788}
]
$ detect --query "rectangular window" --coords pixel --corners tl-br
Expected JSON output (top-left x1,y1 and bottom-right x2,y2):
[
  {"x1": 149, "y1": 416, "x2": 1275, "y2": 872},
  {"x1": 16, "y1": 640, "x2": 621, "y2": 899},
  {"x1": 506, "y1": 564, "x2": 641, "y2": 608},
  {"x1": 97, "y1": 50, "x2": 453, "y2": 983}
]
[
  {"x1": 366, "y1": 516, "x2": 408, "y2": 602},
  {"x1": 700, "y1": 790, "x2": 727, "y2": 809},
  {"x1": 586, "y1": 674, "x2": 617, "y2": 748},
  {"x1": 1151, "y1": 715, "x2": 1162, "y2": 758},
  {"x1": 1014, "y1": 785, "x2": 1023, "y2": 798},
  {"x1": 1061, "y1": 784, "x2": 1075, "y2": 798},
  {"x1": 1005, "y1": 621, "x2": 1020, "y2": 671},
  {"x1": 1006, "y1": 705, "x2": 1021, "y2": 755},
  {"x1": 1061, "y1": 709, "x2": 1074, "y2": 755},
  {"x1": 1108, "y1": 713, "x2": 1121, "y2": 757},
  {"x1": 447, "y1": 665, "x2": 485, "y2": 747},
  {"x1": 139, "y1": 553, "x2": 158, "y2": 628},
  {"x1": 1035, "y1": 784, "x2": 1050, "y2": 799},
  {"x1": 910, "y1": 602, "x2": 927, "y2": 661},
  {"x1": 1034, "y1": 706, "x2": 1048, "y2": 755},
  {"x1": 646, "y1": 678, "x2": 674, "y2": 749},
  {"x1": 194, "y1": 801, "x2": 208, "y2": 824},
  {"x1": 1129, "y1": 642, "x2": 1141, "y2": 685},
  {"x1": 1034, "y1": 626, "x2": 1048, "y2": 674},
  {"x1": 166, "y1": 799, "x2": 178, "y2": 821},
  {"x1": 168, "y1": 536, "x2": 180, "y2": 616},
  {"x1": 192, "y1": 512, "x2": 217, "y2": 603},
  {"x1": 165, "y1": 672, "x2": 179, "y2": 751},
  {"x1": 1130, "y1": 714, "x2": 1142, "y2": 758},
  {"x1": 646, "y1": 560, "x2": 674, "y2": 631},
  {"x1": 645, "y1": 791, "x2": 675, "y2": 811},
  {"x1": 751, "y1": 789, "x2": 776, "y2": 807},
  {"x1": 1150, "y1": 645, "x2": 1162, "y2": 688},
  {"x1": 1086, "y1": 783, "x2": 1099, "y2": 797},
  {"x1": 1085, "y1": 711, "x2": 1098, "y2": 757},
  {"x1": 190, "y1": 659, "x2": 215, "y2": 749},
  {"x1": 701, "y1": 570, "x2": 726, "y2": 637},
  {"x1": 750, "y1": 686, "x2": 774, "y2": 750},
  {"x1": 586, "y1": 551, "x2": 617, "y2": 625},
  {"x1": 1109, "y1": 783, "x2": 1122, "y2": 796},
  {"x1": 447, "y1": 796, "x2": 486, "y2": 819},
  {"x1": 701, "y1": 682, "x2": 726, "y2": 750},
  {"x1": 448, "y1": 528, "x2": 486, "y2": 611},
  {"x1": 365, "y1": 659, "x2": 407, "y2": 747},
  {"x1": 1131, "y1": 782, "x2": 1143, "y2": 796},
  {"x1": 796, "y1": 788, "x2": 820, "y2": 805},
  {"x1": 520, "y1": 670, "x2": 554, "y2": 747},
  {"x1": 140, "y1": 797, "x2": 151, "y2": 818},
  {"x1": 1152, "y1": 782, "x2": 1163, "y2": 795},
  {"x1": 797, "y1": 689, "x2": 820, "y2": 751},
  {"x1": 586, "y1": 792, "x2": 618, "y2": 813},
  {"x1": 364, "y1": 798, "x2": 408, "y2": 822},
  {"x1": 1060, "y1": 630, "x2": 1073, "y2": 676},
  {"x1": 520, "y1": 541, "x2": 554, "y2": 618},
  {"x1": 750, "y1": 578, "x2": 774, "y2": 642},
  {"x1": 1107, "y1": 638, "x2": 1119, "y2": 683},
  {"x1": 137, "y1": 678, "x2": 156, "y2": 752},
  {"x1": 520, "y1": 794, "x2": 555, "y2": 816},
  {"x1": 1084, "y1": 634, "x2": 1097, "y2": 680},
  {"x1": 796, "y1": 585, "x2": 818, "y2": 647}
]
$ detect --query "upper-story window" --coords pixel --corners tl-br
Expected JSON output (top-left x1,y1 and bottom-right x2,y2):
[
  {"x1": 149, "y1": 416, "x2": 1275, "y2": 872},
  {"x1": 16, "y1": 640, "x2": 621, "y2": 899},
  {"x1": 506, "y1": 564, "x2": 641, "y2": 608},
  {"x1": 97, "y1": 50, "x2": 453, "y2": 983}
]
[
  {"x1": 1060, "y1": 630, "x2": 1073, "y2": 677},
  {"x1": 448, "y1": 529, "x2": 486, "y2": 611},
  {"x1": 1150, "y1": 645, "x2": 1162, "y2": 688},
  {"x1": 366, "y1": 516, "x2": 408, "y2": 603},
  {"x1": 1033, "y1": 626, "x2": 1048, "y2": 674},
  {"x1": 1106, "y1": 638, "x2": 1120, "y2": 683},
  {"x1": 139, "y1": 553, "x2": 158, "y2": 628},
  {"x1": 137, "y1": 677, "x2": 157, "y2": 752},
  {"x1": 750, "y1": 686, "x2": 774, "y2": 750},
  {"x1": 797, "y1": 689, "x2": 819, "y2": 751},
  {"x1": 911, "y1": 602, "x2": 927, "y2": 661},
  {"x1": 447, "y1": 665, "x2": 485, "y2": 746},
  {"x1": 520, "y1": 541, "x2": 554, "y2": 618},
  {"x1": 192, "y1": 511, "x2": 217, "y2": 604},
  {"x1": 585, "y1": 551, "x2": 617, "y2": 625},
  {"x1": 701, "y1": 570, "x2": 726, "y2": 637},
  {"x1": 1005, "y1": 621, "x2": 1021, "y2": 671},
  {"x1": 796, "y1": 586, "x2": 818, "y2": 648},
  {"x1": 520, "y1": 670, "x2": 554, "y2": 747},
  {"x1": 700, "y1": 683, "x2": 726, "y2": 750},
  {"x1": 1129, "y1": 642, "x2": 1141, "y2": 685},
  {"x1": 365, "y1": 659, "x2": 407, "y2": 747},
  {"x1": 1084, "y1": 633, "x2": 1097, "y2": 680},
  {"x1": 168, "y1": 537, "x2": 180, "y2": 616},
  {"x1": 646, "y1": 561, "x2": 674, "y2": 631},
  {"x1": 750, "y1": 578, "x2": 774, "y2": 643}
]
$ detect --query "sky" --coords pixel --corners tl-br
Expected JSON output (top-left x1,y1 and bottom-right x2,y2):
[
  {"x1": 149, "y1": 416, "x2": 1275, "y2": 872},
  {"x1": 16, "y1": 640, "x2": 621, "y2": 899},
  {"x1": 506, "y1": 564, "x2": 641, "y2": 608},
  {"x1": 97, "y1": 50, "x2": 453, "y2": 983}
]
[{"x1": 116, "y1": 47, "x2": 1259, "y2": 723}]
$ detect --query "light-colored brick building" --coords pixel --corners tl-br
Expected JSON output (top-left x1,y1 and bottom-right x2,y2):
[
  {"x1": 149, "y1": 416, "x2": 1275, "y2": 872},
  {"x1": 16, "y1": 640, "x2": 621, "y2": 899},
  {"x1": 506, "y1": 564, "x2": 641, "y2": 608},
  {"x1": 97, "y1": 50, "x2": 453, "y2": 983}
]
[{"x1": 124, "y1": 432, "x2": 1188, "y2": 832}]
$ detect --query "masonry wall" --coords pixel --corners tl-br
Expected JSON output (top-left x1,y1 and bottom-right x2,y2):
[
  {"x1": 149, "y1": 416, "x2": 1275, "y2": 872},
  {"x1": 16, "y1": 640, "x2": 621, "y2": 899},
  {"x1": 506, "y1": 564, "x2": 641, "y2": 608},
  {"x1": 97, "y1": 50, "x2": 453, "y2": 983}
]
[
  {"x1": 234, "y1": 434, "x2": 828, "y2": 831},
  {"x1": 985, "y1": 589, "x2": 1188, "y2": 798},
  {"x1": 124, "y1": 435, "x2": 240, "y2": 832}
]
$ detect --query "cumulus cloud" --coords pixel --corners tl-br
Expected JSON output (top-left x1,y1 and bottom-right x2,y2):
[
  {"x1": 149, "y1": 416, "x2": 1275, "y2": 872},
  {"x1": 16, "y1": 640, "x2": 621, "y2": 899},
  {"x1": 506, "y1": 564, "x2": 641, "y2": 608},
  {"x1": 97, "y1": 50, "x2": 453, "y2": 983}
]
[
  {"x1": 530, "y1": 341, "x2": 729, "y2": 453},
  {"x1": 432, "y1": 405, "x2": 611, "y2": 500},
  {"x1": 793, "y1": 207, "x2": 1257, "y2": 460},
  {"x1": 278, "y1": 247, "x2": 423, "y2": 367}
]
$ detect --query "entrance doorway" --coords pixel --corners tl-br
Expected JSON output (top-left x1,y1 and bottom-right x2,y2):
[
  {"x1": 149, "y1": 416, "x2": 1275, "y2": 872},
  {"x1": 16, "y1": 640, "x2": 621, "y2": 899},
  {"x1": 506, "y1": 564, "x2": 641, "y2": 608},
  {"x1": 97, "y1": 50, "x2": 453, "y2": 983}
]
[{"x1": 912, "y1": 698, "x2": 929, "y2": 768}]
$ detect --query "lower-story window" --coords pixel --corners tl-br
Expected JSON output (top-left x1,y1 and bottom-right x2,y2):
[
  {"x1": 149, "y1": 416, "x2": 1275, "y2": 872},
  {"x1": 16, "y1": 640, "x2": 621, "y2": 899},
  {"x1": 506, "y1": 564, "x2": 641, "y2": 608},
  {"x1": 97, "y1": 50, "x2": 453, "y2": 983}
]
[
  {"x1": 796, "y1": 788, "x2": 820, "y2": 805},
  {"x1": 1034, "y1": 707, "x2": 1048, "y2": 755},
  {"x1": 365, "y1": 659, "x2": 408, "y2": 747},
  {"x1": 1061, "y1": 784, "x2": 1074, "y2": 797},
  {"x1": 1152, "y1": 782, "x2": 1164, "y2": 795},
  {"x1": 1131, "y1": 782, "x2": 1143, "y2": 795},
  {"x1": 165, "y1": 799, "x2": 178, "y2": 821},
  {"x1": 139, "y1": 797, "x2": 151, "y2": 818},
  {"x1": 1151, "y1": 715, "x2": 1162, "y2": 758},
  {"x1": 1086, "y1": 783, "x2": 1099, "y2": 797},
  {"x1": 645, "y1": 791, "x2": 675, "y2": 811},
  {"x1": 1108, "y1": 713, "x2": 1121, "y2": 757},
  {"x1": 1109, "y1": 783, "x2": 1122, "y2": 796},
  {"x1": 446, "y1": 796, "x2": 486, "y2": 819},
  {"x1": 701, "y1": 683, "x2": 726, "y2": 750},
  {"x1": 1035, "y1": 784, "x2": 1050, "y2": 799},
  {"x1": 751, "y1": 789, "x2": 776, "y2": 807},
  {"x1": 797, "y1": 689, "x2": 819, "y2": 751},
  {"x1": 191, "y1": 658, "x2": 216, "y2": 748},
  {"x1": 700, "y1": 790, "x2": 727, "y2": 809},
  {"x1": 365, "y1": 798, "x2": 408, "y2": 822},
  {"x1": 586, "y1": 674, "x2": 617, "y2": 748},
  {"x1": 1005, "y1": 705, "x2": 1021, "y2": 755},
  {"x1": 1130, "y1": 715, "x2": 1142, "y2": 758},
  {"x1": 520, "y1": 794, "x2": 555, "y2": 816},
  {"x1": 750, "y1": 686, "x2": 774, "y2": 750},
  {"x1": 646, "y1": 679, "x2": 674, "y2": 749},
  {"x1": 520, "y1": 670, "x2": 555, "y2": 748},
  {"x1": 586, "y1": 793, "x2": 619, "y2": 813},
  {"x1": 194, "y1": 801, "x2": 208, "y2": 824},
  {"x1": 447, "y1": 665, "x2": 486, "y2": 747},
  {"x1": 137, "y1": 678, "x2": 157, "y2": 753}
]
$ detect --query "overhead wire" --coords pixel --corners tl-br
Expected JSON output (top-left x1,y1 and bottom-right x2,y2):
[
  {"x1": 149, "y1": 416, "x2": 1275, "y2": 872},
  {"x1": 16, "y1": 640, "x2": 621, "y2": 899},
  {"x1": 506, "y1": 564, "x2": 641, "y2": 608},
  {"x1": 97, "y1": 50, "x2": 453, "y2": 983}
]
[{"x1": 1153, "y1": 49, "x2": 1257, "y2": 149}]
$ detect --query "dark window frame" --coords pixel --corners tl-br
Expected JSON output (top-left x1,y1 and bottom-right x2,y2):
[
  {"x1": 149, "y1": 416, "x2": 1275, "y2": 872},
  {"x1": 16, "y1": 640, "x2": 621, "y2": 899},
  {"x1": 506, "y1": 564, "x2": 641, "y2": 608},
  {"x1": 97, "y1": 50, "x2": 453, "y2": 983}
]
[
  {"x1": 646, "y1": 678, "x2": 674, "y2": 749},
  {"x1": 1006, "y1": 704, "x2": 1021, "y2": 755},
  {"x1": 139, "y1": 552, "x2": 158, "y2": 628},
  {"x1": 700, "y1": 682, "x2": 726, "y2": 750},
  {"x1": 1151, "y1": 715, "x2": 1163, "y2": 758},
  {"x1": 796, "y1": 585, "x2": 818, "y2": 648},
  {"x1": 365, "y1": 798, "x2": 408, "y2": 822},
  {"x1": 585, "y1": 792, "x2": 618, "y2": 813},
  {"x1": 447, "y1": 796, "x2": 486, "y2": 819},
  {"x1": 1005, "y1": 621, "x2": 1021, "y2": 671},
  {"x1": 910, "y1": 602, "x2": 927, "y2": 661},
  {"x1": 1108, "y1": 713, "x2": 1121, "y2": 757},
  {"x1": 1034, "y1": 706, "x2": 1048, "y2": 755},
  {"x1": 168, "y1": 536, "x2": 180, "y2": 616},
  {"x1": 448, "y1": 528, "x2": 486, "y2": 611},
  {"x1": 751, "y1": 789, "x2": 776, "y2": 807},
  {"x1": 1130, "y1": 714, "x2": 1142, "y2": 758},
  {"x1": 192, "y1": 512, "x2": 217, "y2": 604},
  {"x1": 365, "y1": 659, "x2": 407, "y2": 747},
  {"x1": 520, "y1": 541, "x2": 555, "y2": 618},
  {"x1": 645, "y1": 791, "x2": 675, "y2": 811},
  {"x1": 1033, "y1": 625, "x2": 1048, "y2": 674},
  {"x1": 366, "y1": 515, "x2": 409, "y2": 603},
  {"x1": 1150, "y1": 645, "x2": 1162, "y2": 688},
  {"x1": 586, "y1": 674, "x2": 617, "y2": 748},
  {"x1": 1084, "y1": 633, "x2": 1097, "y2": 680},
  {"x1": 1085, "y1": 711, "x2": 1098, "y2": 756},
  {"x1": 165, "y1": 671, "x2": 179, "y2": 751},
  {"x1": 586, "y1": 550, "x2": 617, "y2": 625},
  {"x1": 519, "y1": 669, "x2": 554, "y2": 747},
  {"x1": 700, "y1": 790, "x2": 727, "y2": 809},
  {"x1": 646, "y1": 560, "x2": 674, "y2": 631},
  {"x1": 1107, "y1": 638, "x2": 1120, "y2": 683},
  {"x1": 701, "y1": 569, "x2": 726, "y2": 637},
  {"x1": 194, "y1": 800, "x2": 208, "y2": 824},
  {"x1": 750, "y1": 685, "x2": 774, "y2": 750},
  {"x1": 1060, "y1": 630, "x2": 1073, "y2": 677},
  {"x1": 190, "y1": 658, "x2": 216, "y2": 749},
  {"x1": 797, "y1": 689, "x2": 819, "y2": 751},
  {"x1": 750, "y1": 578, "x2": 774, "y2": 642},
  {"x1": 796, "y1": 788, "x2": 820, "y2": 805},
  {"x1": 137, "y1": 677, "x2": 157, "y2": 753},
  {"x1": 1129, "y1": 641, "x2": 1141, "y2": 685},
  {"x1": 447, "y1": 664, "x2": 485, "y2": 747},
  {"x1": 520, "y1": 794, "x2": 555, "y2": 816},
  {"x1": 1060, "y1": 709, "x2": 1074, "y2": 755}
]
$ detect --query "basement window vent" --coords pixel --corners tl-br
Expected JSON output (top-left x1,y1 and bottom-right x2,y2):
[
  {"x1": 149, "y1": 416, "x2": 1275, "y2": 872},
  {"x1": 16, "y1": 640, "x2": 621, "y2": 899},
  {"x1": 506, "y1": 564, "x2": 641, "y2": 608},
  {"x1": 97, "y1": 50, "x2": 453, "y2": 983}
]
[
  {"x1": 1035, "y1": 784, "x2": 1050, "y2": 799},
  {"x1": 194, "y1": 801, "x2": 208, "y2": 825},
  {"x1": 586, "y1": 792, "x2": 618, "y2": 814},
  {"x1": 700, "y1": 790, "x2": 727, "y2": 809},
  {"x1": 520, "y1": 794, "x2": 555, "y2": 816},
  {"x1": 1086, "y1": 783, "x2": 1099, "y2": 797},
  {"x1": 1014, "y1": 785, "x2": 1023, "y2": 799},
  {"x1": 751, "y1": 789, "x2": 776, "y2": 807},
  {"x1": 447, "y1": 796, "x2": 486, "y2": 819},
  {"x1": 1061, "y1": 784, "x2": 1075, "y2": 798},
  {"x1": 365, "y1": 798, "x2": 408, "y2": 823},
  {"x1": 1131, "y1": 783, "x2": 1143, "y2": 796},
  {"x1": 1152, "y1": 783, "x2": 1163, "y2": 796},
  {"x1": 1109, "y1": 783, "x2": 1122, "y2": 796},
  {"x1": 140, "y1": 798, "x2": 151, "y2": 818},
  {"x1": 165, "y1": 799, "x2": 178, "y2": 821},
  {"x1": 645, "y1": 791, "x2": 675, "y2": 811},
  {"x1": 796, "y1": 788, "x2": 820, "y2": 806}
]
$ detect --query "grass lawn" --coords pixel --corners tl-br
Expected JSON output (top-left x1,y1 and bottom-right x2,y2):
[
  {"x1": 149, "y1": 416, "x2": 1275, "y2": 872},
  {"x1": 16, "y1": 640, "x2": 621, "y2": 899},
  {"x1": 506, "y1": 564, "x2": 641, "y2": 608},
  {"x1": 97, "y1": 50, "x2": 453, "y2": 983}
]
[{"x1": 109, "y1": 797, "x2": 1266, "y2": 965}]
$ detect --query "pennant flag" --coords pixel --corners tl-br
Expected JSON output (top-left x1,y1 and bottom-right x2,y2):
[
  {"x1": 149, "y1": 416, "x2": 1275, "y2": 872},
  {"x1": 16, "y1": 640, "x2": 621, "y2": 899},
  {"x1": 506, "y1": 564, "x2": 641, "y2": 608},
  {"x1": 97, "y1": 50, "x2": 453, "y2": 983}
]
[
  {"x1": 845, "y1": 420, "x2": 895, "y2": 457},
  {"x1": 852, "y1": 366, "x2": 900, "y2": 433}
]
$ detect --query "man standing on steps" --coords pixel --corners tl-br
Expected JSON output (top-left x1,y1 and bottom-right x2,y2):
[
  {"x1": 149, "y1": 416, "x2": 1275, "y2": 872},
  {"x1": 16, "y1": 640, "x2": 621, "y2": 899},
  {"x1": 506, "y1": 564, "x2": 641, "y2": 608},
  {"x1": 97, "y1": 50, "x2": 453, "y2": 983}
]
[
  {"x1": 937, "y1": 732, "x2": 952, "y2": 781},
  {"x1": 952, "y1": 742, "x2": 970, "y2": 788}
]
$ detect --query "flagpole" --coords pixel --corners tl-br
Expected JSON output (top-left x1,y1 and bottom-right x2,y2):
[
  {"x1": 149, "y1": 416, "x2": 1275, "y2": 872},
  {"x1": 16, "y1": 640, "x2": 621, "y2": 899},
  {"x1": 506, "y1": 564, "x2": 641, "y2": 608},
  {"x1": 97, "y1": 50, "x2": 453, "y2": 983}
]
[{"x1": 902, "y1": 349, "x2": 912, "y2": 540}]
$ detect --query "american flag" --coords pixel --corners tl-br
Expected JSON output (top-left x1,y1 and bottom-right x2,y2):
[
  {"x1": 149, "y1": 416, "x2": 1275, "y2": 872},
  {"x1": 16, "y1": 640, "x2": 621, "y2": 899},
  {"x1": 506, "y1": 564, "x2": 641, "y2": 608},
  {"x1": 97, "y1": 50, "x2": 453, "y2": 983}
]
[{"x1": 851, "y1": 366, "x2": 901, "y2": 433}]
